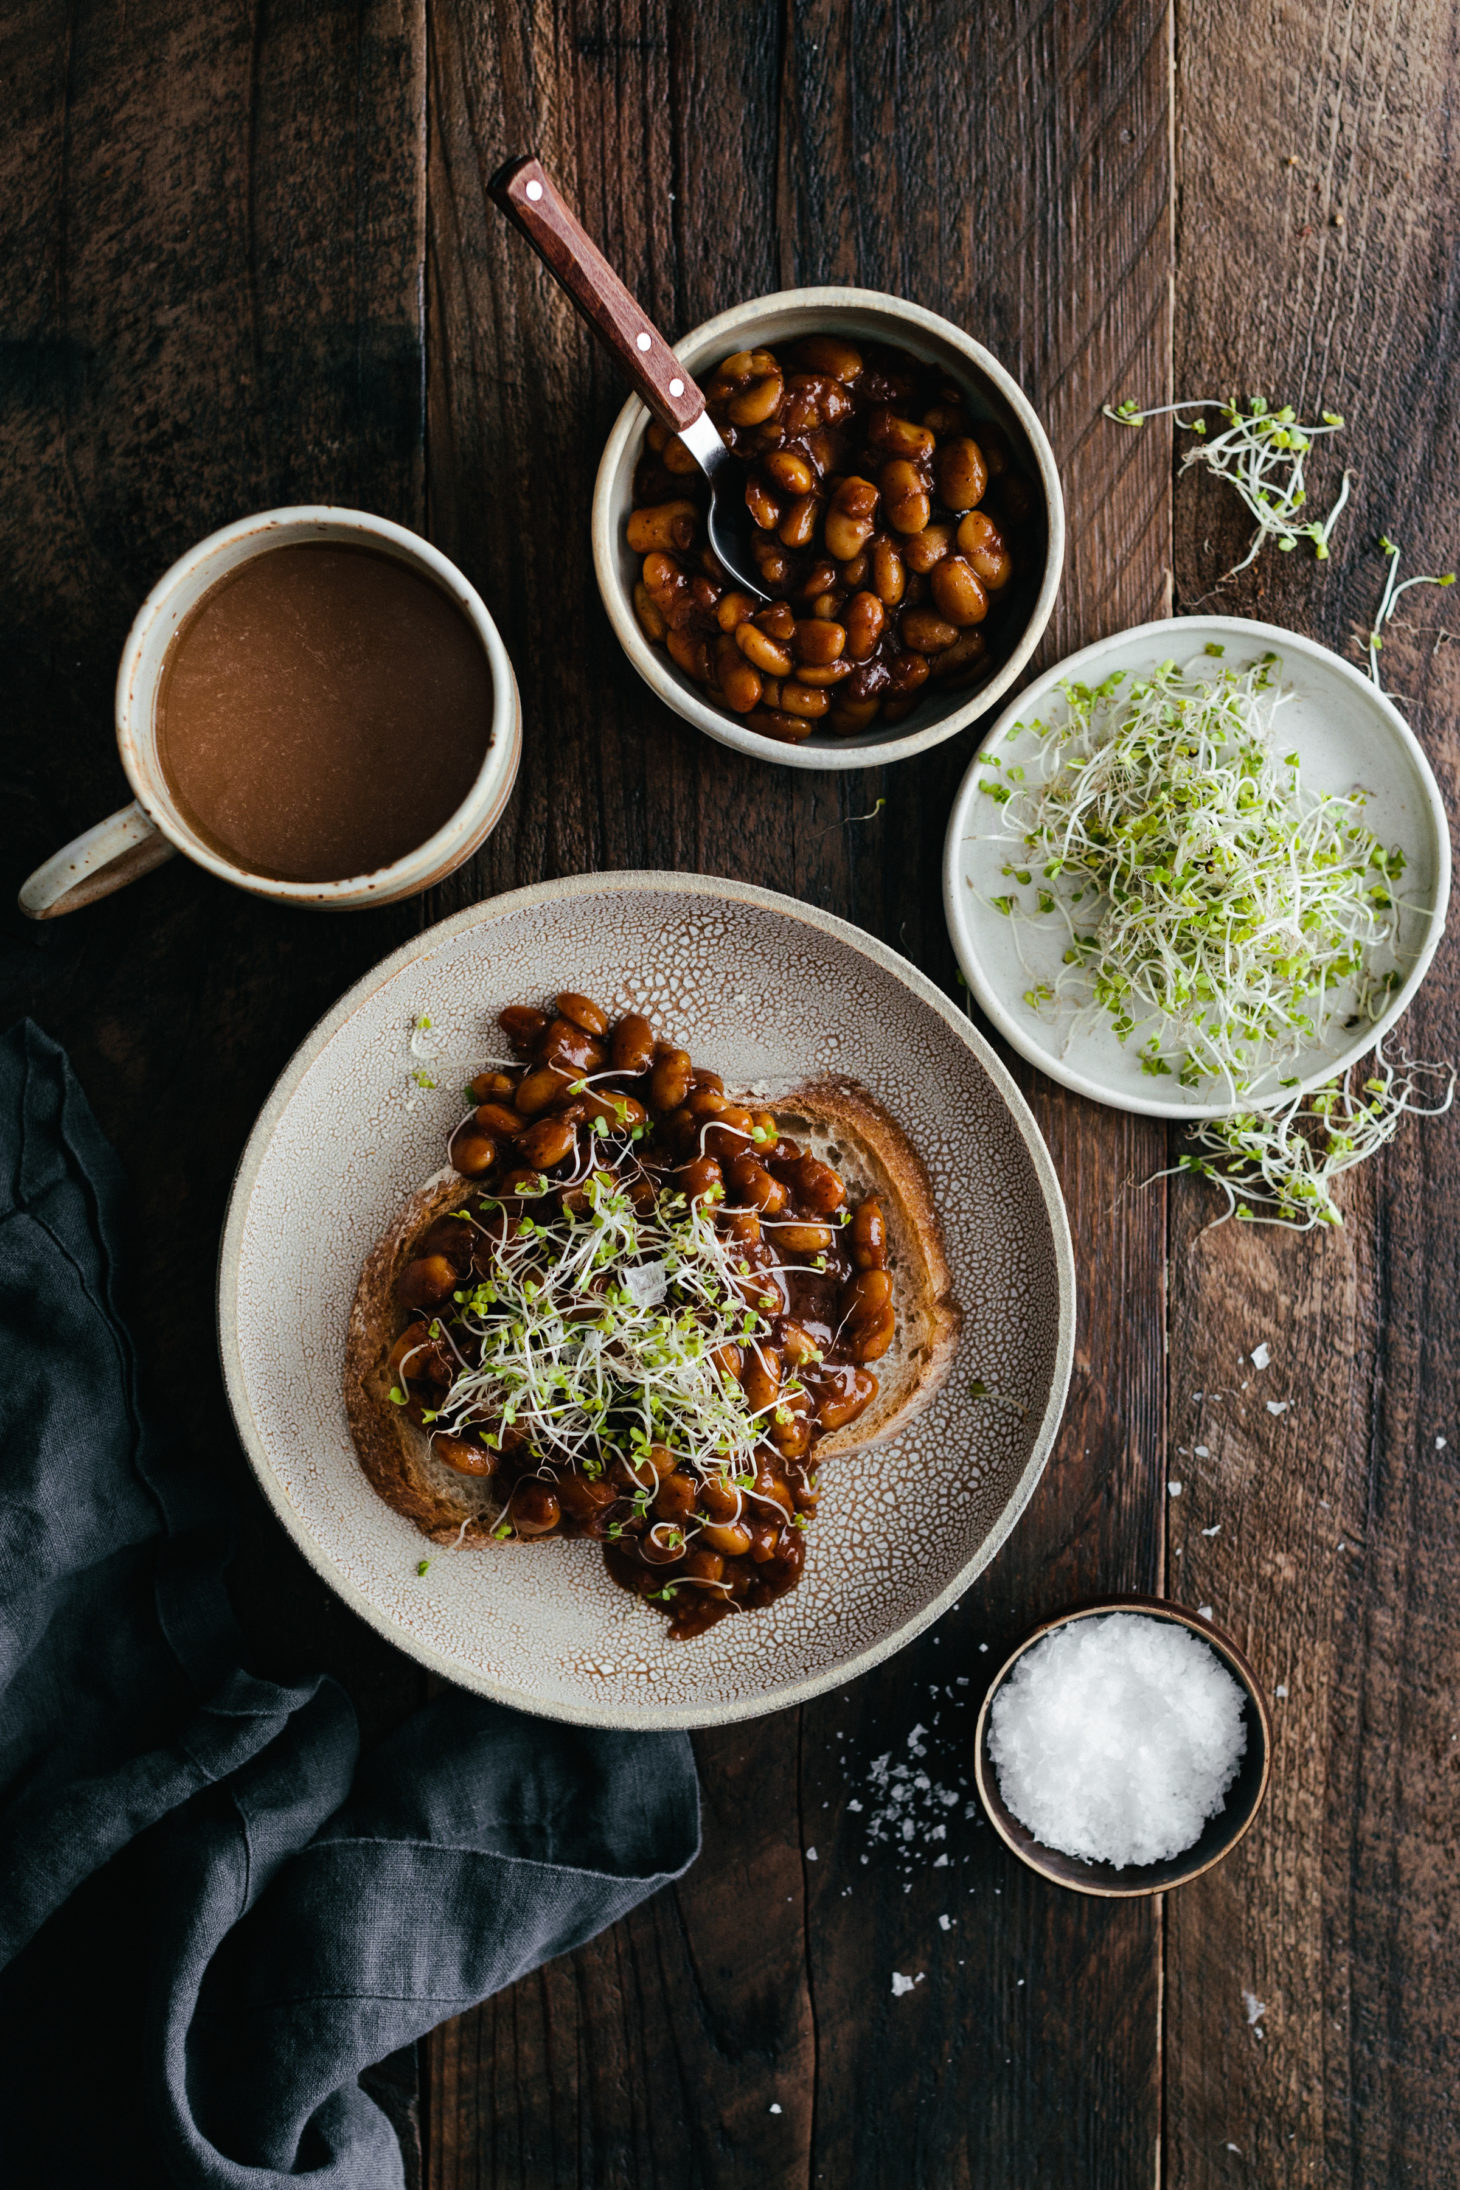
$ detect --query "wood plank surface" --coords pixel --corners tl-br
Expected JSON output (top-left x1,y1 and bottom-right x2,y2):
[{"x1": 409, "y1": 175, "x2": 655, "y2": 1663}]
[
  {"x1": 5, "y1": 1, "x2": 1456, "y2": 2184},
  {"x1": 0, "y1": 0, "x2": 431, "y2": 1725},
  {"x1": 1166, "y1": 4, "x2": 1460, "y2": 2185},
  {"x1": 423, "y1": 4, "x2": 1175, "y2": 2184}
]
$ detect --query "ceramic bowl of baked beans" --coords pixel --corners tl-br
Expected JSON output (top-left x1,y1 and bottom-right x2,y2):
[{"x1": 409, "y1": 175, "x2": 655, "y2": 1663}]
[{"x1": 592, "y1": 287, "x2": 1064, "y2": 770}]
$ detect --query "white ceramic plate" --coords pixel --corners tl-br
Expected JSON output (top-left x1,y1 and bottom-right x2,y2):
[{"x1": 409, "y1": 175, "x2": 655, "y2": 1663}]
[
  {"x1": 943, "y1": 616, "x2": 1452, "y2": 1119},
  {"x1": 219, "y1": 873, "x2": 1075, "y2": 1728}
]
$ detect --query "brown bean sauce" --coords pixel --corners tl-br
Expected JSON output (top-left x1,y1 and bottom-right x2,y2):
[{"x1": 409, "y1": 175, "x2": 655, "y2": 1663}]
[
  {"x1": 157, "y1": 542, "x2": 492, "y2": 882},
  {"x1": 387, "y1": 994, "x2": 894, "y2": 1640}
]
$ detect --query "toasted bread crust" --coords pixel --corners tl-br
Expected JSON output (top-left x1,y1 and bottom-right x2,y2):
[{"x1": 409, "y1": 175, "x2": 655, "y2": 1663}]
[
  {"x1": 345, "y1": 1083, "x2": 960, "y2": 1541},
  {"x1": 760, "y1": 1080, "x2": 961, "y2": 1454},
  {"x1": 345, "y1": 1170, "x2": 502, "y2": 1545}
]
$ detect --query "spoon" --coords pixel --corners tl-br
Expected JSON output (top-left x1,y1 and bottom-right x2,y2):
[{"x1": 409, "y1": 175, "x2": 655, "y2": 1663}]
[{"x1": 488, "y1": 154, "x2": 768, "y2": 602}]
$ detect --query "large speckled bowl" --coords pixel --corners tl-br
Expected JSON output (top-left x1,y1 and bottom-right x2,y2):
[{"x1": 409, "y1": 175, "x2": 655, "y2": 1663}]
[{"x1": 219, "y1": 873, "x2": 1075, "y2": 1728}]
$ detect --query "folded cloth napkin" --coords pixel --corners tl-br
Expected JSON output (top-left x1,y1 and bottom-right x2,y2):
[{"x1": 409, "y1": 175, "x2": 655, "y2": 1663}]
[{"x1": 0, "y1": 1021, "x2": 699, "y2": 2188}]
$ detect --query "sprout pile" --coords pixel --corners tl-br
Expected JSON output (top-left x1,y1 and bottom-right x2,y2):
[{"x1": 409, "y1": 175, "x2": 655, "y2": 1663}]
[
  {"x1": 980, "y1": 655, "x2": 1408, "y2": 1102},
  {"x1": 403, "y1": 1169, "x2": 823, "y2": 1565}
]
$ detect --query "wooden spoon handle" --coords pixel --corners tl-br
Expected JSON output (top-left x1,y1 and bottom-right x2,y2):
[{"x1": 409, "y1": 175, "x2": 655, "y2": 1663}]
[{"x1": 489, "y1": 155, "x2": 705, "y2": 435}]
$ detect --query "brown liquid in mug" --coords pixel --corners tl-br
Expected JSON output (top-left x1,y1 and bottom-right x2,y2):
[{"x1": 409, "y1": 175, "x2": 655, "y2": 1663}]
[{"x1": 156, "y1": 543, "x2": 493, "y2": 883}]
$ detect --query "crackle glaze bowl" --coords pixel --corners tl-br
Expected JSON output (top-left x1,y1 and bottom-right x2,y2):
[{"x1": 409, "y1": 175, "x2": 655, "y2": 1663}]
[
  {"x1": 219, "y1": 872, "x2": 1075, "y2": 1728},
  {"x1": 592, "y1": 288, "x2": 1065, "y2": 772}
]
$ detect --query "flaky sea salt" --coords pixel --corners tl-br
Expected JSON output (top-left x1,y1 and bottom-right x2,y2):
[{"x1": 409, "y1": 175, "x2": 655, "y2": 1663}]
[{"x1": 988, "y1": 1614, "x2": 1248, "y2": 1868}]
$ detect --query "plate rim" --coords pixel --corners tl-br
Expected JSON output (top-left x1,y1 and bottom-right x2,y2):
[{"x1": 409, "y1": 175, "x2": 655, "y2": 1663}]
[
  {"x1": 942, "y1": 614, "x2": 1454, "y2": 1120},
  {"x1": 217, "y1": 869, "x2": 1077, "y2": 1728}
]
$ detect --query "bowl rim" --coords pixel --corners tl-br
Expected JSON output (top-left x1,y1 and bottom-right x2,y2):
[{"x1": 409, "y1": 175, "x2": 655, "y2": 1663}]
[
  {"x1": 972, "y1": 1594, "x2": 1274, "y2": 1897},
  {"x1": 217, "y1": 868, "x2": 1078, "y2": 1728},
  {"x1": 591, "y1": 285, "x2": 1066, "y2": 773},
  {"x1": 943, "y1": 612, "x2": 1454, "y2": 1118}
]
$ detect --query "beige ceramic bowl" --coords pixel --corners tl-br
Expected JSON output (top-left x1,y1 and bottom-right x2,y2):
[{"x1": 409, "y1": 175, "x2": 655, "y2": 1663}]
[
  {"x1": 592, "y1": 288, "x2": 1065, "y2": 771},
  {"x1": 219, "y1": 872, "x2": 1075, "y2": 1727}
]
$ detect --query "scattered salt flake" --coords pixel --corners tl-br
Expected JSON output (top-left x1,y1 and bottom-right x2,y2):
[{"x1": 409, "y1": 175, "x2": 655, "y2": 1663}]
[
  {"x1": 1226, "y1": 2144, "x2": 1241, "y2": 2154},
  {"x1": 988, "y1": 1613, "x2": 1247, "y2": 1869},
  {"x1": 1201, "y1": 1523, "x2": 1222, "y2": 1538},
  {"x1": 979, "y1": 1643, "x2": 989, "y2": 1653},
  {"x1": 805, "y1": 1847, "x2": 818, "y2": 1861},
  {"x1": 768, "y1": 2103, "x2": 782, "y2": 2115},
  {"x1": 1198, "y1": 1605, "x2": 1214, "y2": 1620},
  {"x1": 1243, "y1": 1989, "x2": 1269, "y2": 2026},
  {"x1": 938, "y1": 1914, "x2": 952, "y2": 1931},
  {"x1": 1169, "y1": 1482, "x2": 1183, "y2": 1498},
  {"x1": 933, "y1": 1853, "x2": 950, "y2": 1868},
  {"x1": 1194, "y1": 1445, "x2": 1210, "y2": 1458},
  {"x1": 891, "y1": 1971, "x2": 920, "y2": 1997},
  {"x1": 1275, "y1": 1684, "x2": 1288, "y2": 1699},
  {"x1": 847, "y1": 1799, "x2": 863, "y2": 1813},
  {"x1": 623, "y1": 1259, "x2": 668, "y2": 1308},
  {"x1": 1337, "y1": 1541, "x2": 1347, "y2": 1553},
  {"x1": 1267, "y1": 1400, "x2": 1290, "y2": 1416},
  {"x1": 1437, "y1": 1436, "x2": 1448, "y2": 1450},
  {"x1": 1250, "y1": 1342, "x2": 1272, "y2": 1370}
]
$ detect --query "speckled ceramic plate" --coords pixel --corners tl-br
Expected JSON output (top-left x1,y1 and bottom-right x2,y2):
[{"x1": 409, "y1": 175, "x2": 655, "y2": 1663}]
[{"x1": 219, "y1": 873, "x2": 1075, "y2": 1728}]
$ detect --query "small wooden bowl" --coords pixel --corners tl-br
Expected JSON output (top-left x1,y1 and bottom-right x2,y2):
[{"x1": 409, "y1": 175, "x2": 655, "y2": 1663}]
[{"x1": 973, "y1": 1596, "x2": 1272, "y2": 1897}]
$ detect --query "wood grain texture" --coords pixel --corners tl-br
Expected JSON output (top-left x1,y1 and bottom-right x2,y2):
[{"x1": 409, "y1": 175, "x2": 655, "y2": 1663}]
[
  {"x1": 1168, "y1": 3, "x2": 1460, "y2": 2185},
  {"x1": 15, "y1": 1, "x2": 1455, "y2": 2182},
  {"x1": 489, "y1": 154, "x2": 710, "y2": 432},
  {"x1": 424, "y1": 3, "x2": 1174, "y2": 2183},
  {"x1": 0, "y1": 0, "x2": 430, "y2": 1721}
]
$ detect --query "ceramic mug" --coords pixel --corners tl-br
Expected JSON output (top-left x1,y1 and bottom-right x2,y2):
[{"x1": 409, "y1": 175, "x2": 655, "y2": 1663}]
[{"x1": 18, "y1": 507, "x2": 522, "y2": 919}]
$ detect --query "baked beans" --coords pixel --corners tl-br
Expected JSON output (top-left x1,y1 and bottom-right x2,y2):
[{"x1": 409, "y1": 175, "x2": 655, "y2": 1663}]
[
  {"x1": 628, "y1": 337, "x2": 1035, "y2": 741},
  {"x1": 390, "y1": 995, "x2": 893, "y2": 1639}
]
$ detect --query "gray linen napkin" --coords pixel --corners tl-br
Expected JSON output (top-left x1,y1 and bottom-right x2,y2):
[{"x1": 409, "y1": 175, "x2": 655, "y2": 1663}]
[{"x1": 0, "y1": 1020, "x2": 699, "y2": 2187}]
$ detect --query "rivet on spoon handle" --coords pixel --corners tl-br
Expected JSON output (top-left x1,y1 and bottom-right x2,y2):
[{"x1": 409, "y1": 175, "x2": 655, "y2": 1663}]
[{"x1": 488, "y1": 155, "x2": 705, "y2": 436}]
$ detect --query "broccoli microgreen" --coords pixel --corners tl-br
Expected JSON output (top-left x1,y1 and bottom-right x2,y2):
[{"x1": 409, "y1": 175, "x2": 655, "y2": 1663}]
[
  {"x1": 985, "y1": 658, "x2": 1410, "y2": 1102},
  {"x1": 1104, "y1": 395, "x2": 1350, "y2": 572}
]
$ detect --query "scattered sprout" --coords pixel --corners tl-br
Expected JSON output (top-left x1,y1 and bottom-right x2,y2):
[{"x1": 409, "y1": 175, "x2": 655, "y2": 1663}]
[
  {"x1": 1153, "y1": 1043, "x2": 1455, "y2": 1230},
  {"x1": 1103, "y1": 396, "x2": 1350, "y2": 573},
  {"x1": 815, "y1": 795, "x2": 886, "y2": 841},
  {"x1": 416, "y1": 1559, "x2": 431, "y2": 1576},
  {"x1": 1366, "y1": 535, "x2": 1456, "y2": 693}
]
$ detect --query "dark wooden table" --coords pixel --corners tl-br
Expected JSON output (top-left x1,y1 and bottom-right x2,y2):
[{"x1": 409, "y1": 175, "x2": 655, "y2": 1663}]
[{"x1": 4, "y1": 3, "x2": 1457, "y2": 2183}]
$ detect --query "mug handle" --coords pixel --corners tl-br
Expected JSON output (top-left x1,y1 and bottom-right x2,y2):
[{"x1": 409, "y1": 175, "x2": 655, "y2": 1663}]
[{"x1": 18, "y1": 802, "x2": 175, "y2": 921}]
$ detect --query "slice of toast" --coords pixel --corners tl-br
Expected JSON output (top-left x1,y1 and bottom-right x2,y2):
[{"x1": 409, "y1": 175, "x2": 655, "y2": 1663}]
[{"x1": 344, "y1": 1079, "x2": 960, "y2": 1544}]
